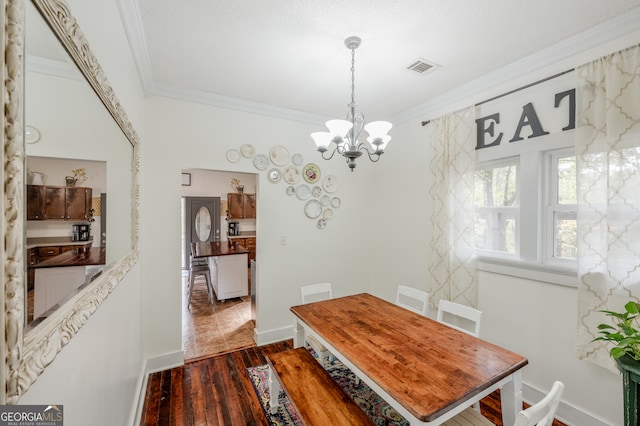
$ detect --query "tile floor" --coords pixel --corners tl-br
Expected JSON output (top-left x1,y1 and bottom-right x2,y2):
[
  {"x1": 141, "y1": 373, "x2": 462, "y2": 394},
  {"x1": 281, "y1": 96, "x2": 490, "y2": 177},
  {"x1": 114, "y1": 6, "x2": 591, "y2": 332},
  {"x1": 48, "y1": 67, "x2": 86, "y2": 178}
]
[{"x1": 182, "y1": 270, "x2": 256, "y2": 361}]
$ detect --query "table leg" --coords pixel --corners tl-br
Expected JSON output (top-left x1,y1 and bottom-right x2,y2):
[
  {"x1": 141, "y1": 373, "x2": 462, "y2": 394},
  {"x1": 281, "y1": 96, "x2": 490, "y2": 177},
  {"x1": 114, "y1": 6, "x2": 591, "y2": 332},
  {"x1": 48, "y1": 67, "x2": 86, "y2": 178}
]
[
  {"x1": 500, "y1": 371, "x2": 523, "y2": 426},
  {"x1": 268, "y1": 366, "x2": 281, "y2": 414},
  {"x1": 292, "y1": 317, "x2": 305, "y2": 348}
]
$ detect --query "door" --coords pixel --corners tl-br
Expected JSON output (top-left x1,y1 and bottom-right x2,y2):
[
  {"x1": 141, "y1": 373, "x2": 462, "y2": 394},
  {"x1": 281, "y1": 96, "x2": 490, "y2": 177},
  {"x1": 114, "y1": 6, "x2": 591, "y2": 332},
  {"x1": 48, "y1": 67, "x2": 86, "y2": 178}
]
[{"x1": 184, "y1": 197, "x2": 220, "y2": 267}]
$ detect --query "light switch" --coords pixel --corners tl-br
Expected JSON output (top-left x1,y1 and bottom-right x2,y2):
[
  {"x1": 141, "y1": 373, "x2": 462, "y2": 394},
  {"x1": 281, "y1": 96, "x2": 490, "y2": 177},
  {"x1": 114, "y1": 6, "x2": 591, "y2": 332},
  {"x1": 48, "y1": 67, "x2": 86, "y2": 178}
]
[{"x1": 280, "y1": 236, "x2": 287, "y2": 245}]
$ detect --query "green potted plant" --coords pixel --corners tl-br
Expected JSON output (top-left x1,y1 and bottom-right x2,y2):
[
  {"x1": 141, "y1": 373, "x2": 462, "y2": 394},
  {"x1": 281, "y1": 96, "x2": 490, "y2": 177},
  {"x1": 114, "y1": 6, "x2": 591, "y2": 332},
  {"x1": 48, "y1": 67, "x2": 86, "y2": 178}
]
[{"x1": 594, "y1": 301, "x2": 640, "y2": 426}]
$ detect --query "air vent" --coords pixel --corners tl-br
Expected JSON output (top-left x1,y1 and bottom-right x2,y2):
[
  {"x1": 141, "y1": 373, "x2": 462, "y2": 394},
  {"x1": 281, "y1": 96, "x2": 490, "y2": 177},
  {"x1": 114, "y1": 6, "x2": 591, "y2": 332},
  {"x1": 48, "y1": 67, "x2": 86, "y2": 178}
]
[{"x1": 406, "y1": 58, "x2": 440, "y2": 75}]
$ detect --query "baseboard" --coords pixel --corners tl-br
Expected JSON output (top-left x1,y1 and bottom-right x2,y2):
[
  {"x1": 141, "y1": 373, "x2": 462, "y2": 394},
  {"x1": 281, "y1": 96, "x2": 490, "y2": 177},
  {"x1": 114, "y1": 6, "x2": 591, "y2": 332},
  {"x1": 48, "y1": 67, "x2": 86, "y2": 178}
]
[
  {"x1": 523, "y1": 383, "x2": 610, "y2": 426},
  {"x1": 129, "y1": 350, "x2": 185, "y2": 426},
  {"x1": 254, "y1": 325, "x2": 292, "y2": 346}
]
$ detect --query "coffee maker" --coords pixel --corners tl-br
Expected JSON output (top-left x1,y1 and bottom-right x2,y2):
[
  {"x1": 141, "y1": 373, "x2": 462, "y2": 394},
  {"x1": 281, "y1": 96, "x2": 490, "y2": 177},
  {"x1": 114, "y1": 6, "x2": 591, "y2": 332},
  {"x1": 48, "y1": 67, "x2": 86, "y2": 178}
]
[
  {"x1": 228, "y1": 221, "x2": 239, "y2": 236},
  {"x1": 72, "y1": 223, "x2": 91, "y2": 241}
]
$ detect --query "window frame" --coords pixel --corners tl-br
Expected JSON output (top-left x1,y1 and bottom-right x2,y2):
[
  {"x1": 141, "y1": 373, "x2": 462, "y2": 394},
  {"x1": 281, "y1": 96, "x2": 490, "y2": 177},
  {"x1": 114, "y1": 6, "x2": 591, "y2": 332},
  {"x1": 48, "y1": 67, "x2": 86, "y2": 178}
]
[{"x1": 474, "y1": 130, "x2": 577, "y2": 285}]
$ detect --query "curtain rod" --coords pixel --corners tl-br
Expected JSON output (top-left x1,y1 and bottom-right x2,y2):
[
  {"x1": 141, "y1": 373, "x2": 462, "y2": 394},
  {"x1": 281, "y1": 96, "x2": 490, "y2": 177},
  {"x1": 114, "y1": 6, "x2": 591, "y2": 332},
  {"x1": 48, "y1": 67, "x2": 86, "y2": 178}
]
[{"x1": 421, "y1": 68, "x2": 574, "y2": 126}]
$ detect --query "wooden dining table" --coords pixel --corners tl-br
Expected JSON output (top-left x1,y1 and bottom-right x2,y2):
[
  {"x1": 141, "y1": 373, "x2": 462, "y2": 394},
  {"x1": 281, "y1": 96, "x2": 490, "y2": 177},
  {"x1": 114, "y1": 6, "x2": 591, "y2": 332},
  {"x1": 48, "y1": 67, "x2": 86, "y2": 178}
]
[{"x1": 289, "y1": 293, "x2": 528, "y2": 425}]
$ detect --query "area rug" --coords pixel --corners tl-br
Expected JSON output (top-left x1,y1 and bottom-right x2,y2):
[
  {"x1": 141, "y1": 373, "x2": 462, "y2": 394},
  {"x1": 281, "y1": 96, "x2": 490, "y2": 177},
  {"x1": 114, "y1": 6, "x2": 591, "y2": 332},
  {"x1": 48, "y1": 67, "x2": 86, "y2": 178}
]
[{"x1": 247, "y1": 353, "x2": 409, "y2": 426}]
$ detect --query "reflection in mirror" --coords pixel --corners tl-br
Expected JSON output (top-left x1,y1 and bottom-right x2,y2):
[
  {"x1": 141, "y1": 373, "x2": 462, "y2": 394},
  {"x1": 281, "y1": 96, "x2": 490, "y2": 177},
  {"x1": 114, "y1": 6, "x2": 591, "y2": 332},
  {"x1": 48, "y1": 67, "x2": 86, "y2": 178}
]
[
  {"x1": 195, "y1": 206, "x2": 212, "y2": 241},
  {"x1": 24, "y1": 1, "x2": 132, "y2": 329},
  {"x1": 1, "y1": 0, "x2": 140, "y2": 403}
]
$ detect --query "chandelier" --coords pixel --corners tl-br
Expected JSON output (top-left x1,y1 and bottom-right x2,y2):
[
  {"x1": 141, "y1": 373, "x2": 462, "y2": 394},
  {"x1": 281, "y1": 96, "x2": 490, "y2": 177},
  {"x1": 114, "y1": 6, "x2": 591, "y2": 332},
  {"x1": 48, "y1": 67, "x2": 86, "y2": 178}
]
[{"x1": 311, "y1": 36, "x2": 392, "y2": 171}]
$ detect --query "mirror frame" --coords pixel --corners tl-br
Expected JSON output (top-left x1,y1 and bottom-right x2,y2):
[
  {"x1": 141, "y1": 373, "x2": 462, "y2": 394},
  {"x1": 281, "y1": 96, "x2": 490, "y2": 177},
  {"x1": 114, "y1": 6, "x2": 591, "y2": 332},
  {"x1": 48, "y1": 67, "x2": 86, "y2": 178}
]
[{"x1": 2, "y1": 0, "x2": 140, "y2": 403}]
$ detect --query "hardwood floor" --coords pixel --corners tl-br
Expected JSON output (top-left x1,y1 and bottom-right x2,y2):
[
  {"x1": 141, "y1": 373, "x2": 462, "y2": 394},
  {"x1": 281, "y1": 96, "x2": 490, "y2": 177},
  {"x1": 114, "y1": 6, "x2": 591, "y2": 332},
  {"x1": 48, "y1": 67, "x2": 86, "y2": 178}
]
[{"x1": 141, "y1": 340, "x2": 568, "y2": 426}]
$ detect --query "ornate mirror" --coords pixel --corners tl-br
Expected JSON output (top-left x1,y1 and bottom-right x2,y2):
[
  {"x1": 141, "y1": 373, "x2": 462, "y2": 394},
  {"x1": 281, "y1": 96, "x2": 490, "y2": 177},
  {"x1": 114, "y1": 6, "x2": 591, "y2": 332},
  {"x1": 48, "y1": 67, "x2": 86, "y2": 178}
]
[{"x1": 2, "y1": 0, "x2": 140, "y2": 403}]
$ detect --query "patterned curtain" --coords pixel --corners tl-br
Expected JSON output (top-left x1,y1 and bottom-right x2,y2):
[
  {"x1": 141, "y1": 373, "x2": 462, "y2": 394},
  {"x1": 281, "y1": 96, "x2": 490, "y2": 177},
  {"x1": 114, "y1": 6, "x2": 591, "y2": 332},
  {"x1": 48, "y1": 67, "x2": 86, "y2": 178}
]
[
  {"x1": 574, "y1": 44, "x2": 640, "y2": 372},
  {"x1": 427, "y1": 106, "x2": 477, "y2": 309}
]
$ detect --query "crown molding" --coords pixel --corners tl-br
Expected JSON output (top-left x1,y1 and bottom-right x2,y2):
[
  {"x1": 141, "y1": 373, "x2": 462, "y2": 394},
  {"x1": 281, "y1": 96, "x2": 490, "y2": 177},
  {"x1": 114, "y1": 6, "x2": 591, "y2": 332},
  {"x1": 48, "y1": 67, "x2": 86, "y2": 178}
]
[{"x1": 117, "y1": 0, "x2": 155, "y2": 97}]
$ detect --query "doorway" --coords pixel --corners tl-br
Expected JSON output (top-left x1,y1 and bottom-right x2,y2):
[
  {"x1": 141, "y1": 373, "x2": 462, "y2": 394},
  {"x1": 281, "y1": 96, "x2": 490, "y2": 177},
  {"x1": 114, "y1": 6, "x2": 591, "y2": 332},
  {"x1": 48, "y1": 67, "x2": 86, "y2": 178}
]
[{"x1": 180, "y1": 169, "x2": 257, "y2": 361}]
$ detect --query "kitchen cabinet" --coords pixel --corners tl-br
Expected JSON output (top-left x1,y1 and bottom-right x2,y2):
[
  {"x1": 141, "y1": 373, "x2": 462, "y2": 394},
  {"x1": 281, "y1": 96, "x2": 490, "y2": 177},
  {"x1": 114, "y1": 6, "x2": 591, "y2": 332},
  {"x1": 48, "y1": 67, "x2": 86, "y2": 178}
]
[
  {"x1": 27, "y1": 185, "x2": 92, "y2": 220},
  {"x1": 227, "y1": 193, "x2": 256, "y2": 219},
  {"x1": 233, "y1": 237, "x2": 256, "y2": 265},
  {"x1": 26, "y1": 241, "x2": 93, "y2": 290},
  {"x1": 208, "y1": 254, "x2": 248, "y2": 301}
]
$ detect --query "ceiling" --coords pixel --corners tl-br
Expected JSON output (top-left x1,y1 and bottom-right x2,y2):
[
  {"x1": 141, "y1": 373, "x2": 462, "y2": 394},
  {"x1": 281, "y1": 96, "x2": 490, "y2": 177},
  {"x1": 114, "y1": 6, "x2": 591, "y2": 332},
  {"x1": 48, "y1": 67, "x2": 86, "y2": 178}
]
[{"x1": 121, "y1": 0, "x2": 640, "y2": 124}]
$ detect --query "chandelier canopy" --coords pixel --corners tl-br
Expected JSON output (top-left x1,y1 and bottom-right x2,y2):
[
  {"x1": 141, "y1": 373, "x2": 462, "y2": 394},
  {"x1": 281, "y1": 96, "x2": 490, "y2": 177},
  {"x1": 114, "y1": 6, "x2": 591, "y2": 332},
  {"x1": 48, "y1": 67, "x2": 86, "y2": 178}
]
[{"x1": 311, "y1": 36, "x2": 392, "y2": 171}]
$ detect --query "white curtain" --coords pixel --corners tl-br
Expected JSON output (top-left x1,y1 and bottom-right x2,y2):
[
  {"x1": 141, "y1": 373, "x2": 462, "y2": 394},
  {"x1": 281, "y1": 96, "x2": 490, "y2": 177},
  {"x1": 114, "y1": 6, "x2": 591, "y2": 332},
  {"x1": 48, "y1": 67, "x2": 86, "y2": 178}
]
[
  {"x1": 427, "y1": 106, "x2": 477, "y2": 309},
  {"x1": 574, "y1": 44, "x2": 640, "y2": 372}
]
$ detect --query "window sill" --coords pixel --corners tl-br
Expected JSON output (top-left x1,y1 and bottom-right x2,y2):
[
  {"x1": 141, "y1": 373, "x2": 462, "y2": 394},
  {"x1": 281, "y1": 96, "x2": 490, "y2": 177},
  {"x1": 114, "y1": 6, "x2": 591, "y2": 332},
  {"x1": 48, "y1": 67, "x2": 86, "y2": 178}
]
[{"x1": 476, "y1": 257, "x2": 577, "y2": 288}]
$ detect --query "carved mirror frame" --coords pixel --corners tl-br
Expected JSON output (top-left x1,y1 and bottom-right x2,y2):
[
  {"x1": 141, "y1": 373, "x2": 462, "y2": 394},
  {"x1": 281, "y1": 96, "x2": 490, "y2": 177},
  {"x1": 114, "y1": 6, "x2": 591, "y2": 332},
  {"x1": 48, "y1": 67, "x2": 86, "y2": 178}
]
[{"x1": 2, "y1": 0, "x2": 140, "y2": 403}]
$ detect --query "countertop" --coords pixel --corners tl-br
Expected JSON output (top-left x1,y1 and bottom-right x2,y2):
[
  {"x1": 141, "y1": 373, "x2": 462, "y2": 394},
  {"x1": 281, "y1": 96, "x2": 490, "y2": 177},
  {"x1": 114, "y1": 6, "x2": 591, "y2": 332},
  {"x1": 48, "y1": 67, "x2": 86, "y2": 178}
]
[
  {"x1": 192, "y1": 241, "x2": 249, "y2": 258},
  {"x1": 227, "y1": 232, "x2": 256, "y2": 240},
  {"x1": 31, "y1": 247, "x2": 106, "y2": 269},
  {"x1": 26, "y1": 236, "x2": 93, "y2": 249}
]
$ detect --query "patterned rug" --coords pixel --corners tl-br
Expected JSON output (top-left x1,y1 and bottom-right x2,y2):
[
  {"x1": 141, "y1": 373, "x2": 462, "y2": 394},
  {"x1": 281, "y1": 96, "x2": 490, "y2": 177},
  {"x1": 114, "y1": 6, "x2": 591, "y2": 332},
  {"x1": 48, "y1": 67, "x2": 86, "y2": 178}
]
[{"x1": 247, "y1": 353, "x2": 409, "y2": 426}]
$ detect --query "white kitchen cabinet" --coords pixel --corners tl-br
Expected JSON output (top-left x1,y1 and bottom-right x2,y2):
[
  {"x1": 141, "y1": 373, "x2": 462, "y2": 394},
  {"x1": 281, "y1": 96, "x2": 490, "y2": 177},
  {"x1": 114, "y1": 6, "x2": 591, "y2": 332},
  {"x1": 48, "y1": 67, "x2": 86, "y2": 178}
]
[{"x1": 208, "y1": 253, "x2": 248, "y2": 301}]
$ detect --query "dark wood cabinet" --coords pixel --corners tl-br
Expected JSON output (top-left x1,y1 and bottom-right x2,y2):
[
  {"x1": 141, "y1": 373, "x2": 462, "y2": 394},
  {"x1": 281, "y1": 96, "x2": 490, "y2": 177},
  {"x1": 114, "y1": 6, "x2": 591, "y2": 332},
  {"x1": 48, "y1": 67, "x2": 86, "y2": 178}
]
[
  {"x1": 232, "y1": 237, "x2": 256, "y2": 266},
  {"x1": 27, "y1": 185, "x2": 92, "y2": 220},
  {"x1": 227, "y1": 193, "x2": 256, "y2": 219},
  {"x1": 26, "y1": 185, "x2": 45, "y2": 220}
]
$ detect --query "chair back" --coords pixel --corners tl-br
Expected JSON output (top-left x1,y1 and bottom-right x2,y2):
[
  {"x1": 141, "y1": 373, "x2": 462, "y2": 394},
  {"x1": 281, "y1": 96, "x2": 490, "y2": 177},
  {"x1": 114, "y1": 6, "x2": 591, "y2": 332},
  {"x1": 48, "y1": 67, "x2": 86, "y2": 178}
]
[
  {"x1": 300, "y1": 283, "x2": 332, "y2": 304},
  {"x1": 513, "y1": 381, "x2": 564, "y2": 426},
  {"x1": 436, "y1": 300, "x2": 482, "y2": 337},
  {"x1": 395, "y1": 285, "x2": 429, "y2": 316}
]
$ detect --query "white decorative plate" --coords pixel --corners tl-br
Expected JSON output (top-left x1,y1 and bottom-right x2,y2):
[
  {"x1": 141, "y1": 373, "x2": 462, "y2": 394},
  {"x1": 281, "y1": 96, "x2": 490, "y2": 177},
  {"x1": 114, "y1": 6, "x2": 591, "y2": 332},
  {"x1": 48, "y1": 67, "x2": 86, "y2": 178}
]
[
  {"x1": 292, "y1": 153, "x2": 304, "y2": 166},
  {"x1": 253, "y1": 154, "x2": 269, "y2": 170},
  {"x1": 304, "y1": 199, "x2": 322, "y2": 219},
  {"x1": 312, "y1": 186, "x2": 322, "y2": 197},
  {"x1": 323, "y1": 208, "x2": 334, "y2": 220},
  {"x1": 283, "y1": 166, "x2": 300, "y2": 185},
  {"x1": 322, "y1": 175, "x2": 338, "y2": 193},
  {"x1": 269, "y1": 145, "x2": 290, "y2": 166},
  {"x1": 295, "y1": 184, "x2": 311, "y2": 200},
  {"x1": 321, "y1": 195, "x2": 331, "y2": 206},
  {"x1": 267, "y1": 168, "x2": 282, "y2": 183},
  {"x1": 241, "y1": 144, "x2": 255, "y2": 158},
  {"x1": 303, "y1": 163, "x2": 321, "y2": 184},
  {"x1": 331, "y1": 197, "x2": 341, "y2": 208},
  {"x1": 286, "y1": 185, "x2": 295, "y2": 196},
  {"x1": 317, "y1": 218, "x2": 327, "y2": 229},
  {"x1": 226, "y1": 149, "x2": 241, "y2": 163}
]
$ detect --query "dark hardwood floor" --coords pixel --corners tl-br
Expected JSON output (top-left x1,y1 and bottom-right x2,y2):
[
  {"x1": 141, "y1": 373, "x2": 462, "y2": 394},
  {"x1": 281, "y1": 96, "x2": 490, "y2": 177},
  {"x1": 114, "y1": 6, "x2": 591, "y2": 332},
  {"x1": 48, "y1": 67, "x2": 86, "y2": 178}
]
[{"x1": 140, "y1": 340, "x2": 567, "y2": 426}]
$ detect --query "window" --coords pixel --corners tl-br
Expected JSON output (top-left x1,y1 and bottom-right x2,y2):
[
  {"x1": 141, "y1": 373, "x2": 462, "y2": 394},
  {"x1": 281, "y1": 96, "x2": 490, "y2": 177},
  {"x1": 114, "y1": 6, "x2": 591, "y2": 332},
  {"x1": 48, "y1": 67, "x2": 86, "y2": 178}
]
[
  {"x1": 474, "y1": 160, "x2": 519, "y2": 256},
  {"x1": 546, "y1": 151, "x2": 577, "y2": 263},
  {"x1": 474, "y1": 139, "x2": 578, "y2": 276}
]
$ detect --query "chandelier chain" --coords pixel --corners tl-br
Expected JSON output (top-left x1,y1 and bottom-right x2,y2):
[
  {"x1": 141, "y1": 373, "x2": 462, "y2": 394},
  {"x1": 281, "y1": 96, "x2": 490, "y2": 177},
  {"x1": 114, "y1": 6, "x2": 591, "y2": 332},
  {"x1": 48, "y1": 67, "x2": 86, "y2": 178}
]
[{"x1": 350, "y1": 46, "x2": 356, "y2": 107}]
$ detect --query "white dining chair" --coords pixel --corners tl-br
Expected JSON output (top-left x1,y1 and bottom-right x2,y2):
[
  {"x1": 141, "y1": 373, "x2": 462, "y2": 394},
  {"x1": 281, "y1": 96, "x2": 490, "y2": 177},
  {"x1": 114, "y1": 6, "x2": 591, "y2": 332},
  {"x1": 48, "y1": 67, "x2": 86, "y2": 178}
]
[
  {"x1": 437, "y1": 299, "x2": 482, "y2": 337},
  {"x1": 395, "y1": 285, "x2": 429, "y2": 316},
  {"x1": 437, "y1": 299, "x2": 483, "y2": 411},
  {"x1": 300, "y1": 283, "x2": 333, "y2": 368},
  {"x1": 514, "y1": 381, "x2": 564, "y2": 426},
  {"x1": 442, "y1": 380, "x2": 564, "y2": 426}
]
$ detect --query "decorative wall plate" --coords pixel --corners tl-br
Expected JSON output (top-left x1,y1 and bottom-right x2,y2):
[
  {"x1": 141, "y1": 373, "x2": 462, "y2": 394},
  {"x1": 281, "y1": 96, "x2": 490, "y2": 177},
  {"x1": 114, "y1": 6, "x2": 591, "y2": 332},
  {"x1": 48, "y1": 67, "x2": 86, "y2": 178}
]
[
  {"x1": 312, "y1": 186, "x2": 322, "y2": 197},
  {"x1": 241, "y1": 144, "x2": 255, "y2": 158},
  {"x1": 321, "y1": 195, "x2": 331, "y2": 206},
  {"x1": 267, "y1": 168, "x2": 282, "y2": 183},
  {"x1": 286, "y1": 185, "x2": 295, "y2": 196},
  {"x1": 283, "y1": 166, "x2": 300, "y2": 185},
  {"x1": 303, "y1": 163, "x2": 321, "y2": 184},
  {"x1": 292, "y1": 153, "x2": 304, "y2": 166},
  {"x1": 295, "y1": 184, "x2": 311, "y2": 200},
  {"x1": 323, "y1": 208, "x2": 334, "y2": 220},
  {"x1": 322, "y1": 175, "x2": 338, "y2": 193},
  {"x1": 269, "y1": 145, "x2": 290, "y2": 166},
  {"x1": 226, "y1": 149, "x2": 241, "y2": 163},
  {"x1": 25, "y1": 125, "x2": 41, "y2": 144},
  {"x1": 331, "y1": 197, "x2": 341, "y2": 208},
  {"x1": 253, "y1": 154, "x2": 269, "y2": 170},
  {"x1": 317, "y1": 218, "x2": 327, "y2": 229},
  {"x1": 304, "y1": 199, "x2": 322, "y2": 219}
]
